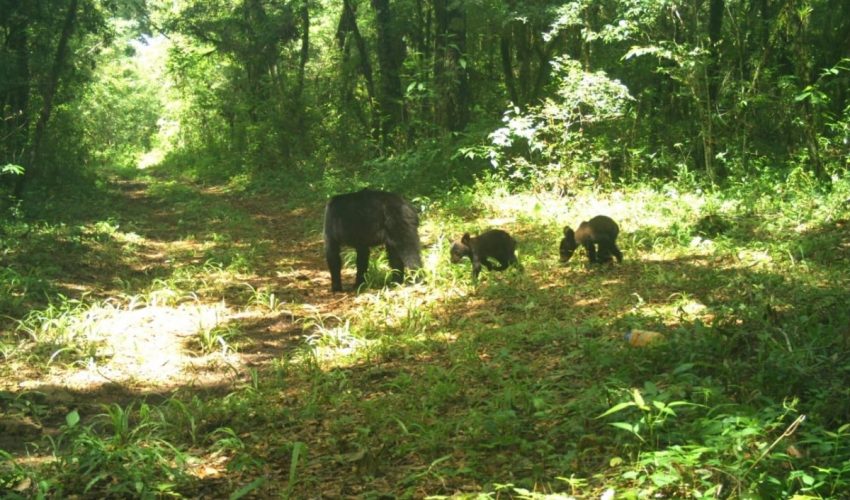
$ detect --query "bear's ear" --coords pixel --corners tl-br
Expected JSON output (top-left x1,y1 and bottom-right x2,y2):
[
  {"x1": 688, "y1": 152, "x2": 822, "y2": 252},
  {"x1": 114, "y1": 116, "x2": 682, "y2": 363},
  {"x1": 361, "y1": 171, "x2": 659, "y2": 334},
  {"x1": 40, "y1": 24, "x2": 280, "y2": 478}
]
[
  {"x1": 563, "y1": 226, "x2": 573, "y2": 237},
  {"x1": 461, "y1": 233, "x2": 471, "y2": 244}
]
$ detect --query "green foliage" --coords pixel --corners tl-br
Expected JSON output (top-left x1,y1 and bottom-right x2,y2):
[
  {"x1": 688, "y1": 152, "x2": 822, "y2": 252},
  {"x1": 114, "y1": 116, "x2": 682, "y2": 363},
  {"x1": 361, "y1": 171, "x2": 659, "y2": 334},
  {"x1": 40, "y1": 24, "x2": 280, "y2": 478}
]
[
  {"x1": 322, "y1": 133, "x2": 486, "y2": 197},
  {"x1": 4, "y1": 0, "x2": 850, "y2": 200},
  {"x1": 75, "y1": 22, "x2": 165, "y2": 171},
  {"x1": 1, "y1": 164, "x2": 25, "y2": 177},
  {"x1": 599, "y1": 383, "x2": 700, "y2": 446},
  {"x1": 193, "y1": 323, "x2": 243, "y2": 355},
  {"x1": 45, "y1": 405, "x2": 195, "y2": 497},
  {"x1": 13, "y1": 296, "x2": 106, "y2": 365},
  {"x1": 480, "y1": 57, "x2": 633, "y2": 191},
  {"x1": 3, "y1": 166, "x2": 850, "y2": 497},
  {"x1": 3, "y1": 0, "x2": 850, "y2": 497}
]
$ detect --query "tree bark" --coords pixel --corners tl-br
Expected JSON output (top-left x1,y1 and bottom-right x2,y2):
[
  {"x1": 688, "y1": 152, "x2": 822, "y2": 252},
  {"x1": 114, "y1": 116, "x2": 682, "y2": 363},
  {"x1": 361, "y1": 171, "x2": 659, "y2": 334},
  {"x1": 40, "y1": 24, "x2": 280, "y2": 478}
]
[
  {"x1": 16, "y1": 0, "x2": 79, "y2": 198},
  {"x1": 2, "y1": 9, "x2": 30, "y2": 170},
  {"x1": 434, "y1": 0, "x2": 470, "y2": 131},
  {"x1": 337, "y1": 0, "x2": 377, "y2": 135},
  {"x1": 707, "y1": 0, "x2": 724, "y2": 104},
  {"x1": 499, "y1": 17, "x2": 555, "y2": 110},
  {"x1": 371, "y1": 0, "x2": 405, "y2": 146},
  {"x1": 500, "y1": 25, "x2": 519, "y2": 106},
  {"x1": 296, "y1": 0, "x2": 310, "y2": 99},
  {"x1": 706, "y1": 0, "x2": 724, "y2": 180}
]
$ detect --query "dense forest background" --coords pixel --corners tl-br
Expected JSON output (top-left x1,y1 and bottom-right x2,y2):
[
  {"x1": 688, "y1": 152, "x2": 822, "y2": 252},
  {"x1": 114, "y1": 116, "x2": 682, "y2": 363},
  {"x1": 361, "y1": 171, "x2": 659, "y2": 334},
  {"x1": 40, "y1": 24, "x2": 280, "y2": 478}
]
[
  {"x1": 2, "y1": 0, "x2": 850, "y2": 498},
  {"x1": 3, "y1": 0, "x2": 848, "y2": 196}
]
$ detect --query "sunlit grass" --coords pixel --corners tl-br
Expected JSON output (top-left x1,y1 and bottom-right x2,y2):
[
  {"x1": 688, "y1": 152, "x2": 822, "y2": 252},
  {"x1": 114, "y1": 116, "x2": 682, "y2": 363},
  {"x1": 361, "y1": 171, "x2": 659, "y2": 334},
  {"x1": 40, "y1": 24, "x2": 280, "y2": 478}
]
[
  {"x1": 3, "y1": 171, "x2": 850, "y2": 497},
  {"x1": 7, "y1": 293, "x2": 236, "y2": 389},
  {"x1": 267, "y1": 177, "x2": 850, "y2": 497}
]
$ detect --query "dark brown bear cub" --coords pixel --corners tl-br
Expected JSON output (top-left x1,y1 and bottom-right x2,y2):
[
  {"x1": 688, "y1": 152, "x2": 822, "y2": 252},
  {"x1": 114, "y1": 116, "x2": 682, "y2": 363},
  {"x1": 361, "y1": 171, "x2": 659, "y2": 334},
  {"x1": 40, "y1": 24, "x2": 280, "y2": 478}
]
[
  {"x1": 560, "y1": 215, "x2": 623, "y2": 264},
  {"x1": 450, "y1": 229, "x2": 518, "y2": 281}
]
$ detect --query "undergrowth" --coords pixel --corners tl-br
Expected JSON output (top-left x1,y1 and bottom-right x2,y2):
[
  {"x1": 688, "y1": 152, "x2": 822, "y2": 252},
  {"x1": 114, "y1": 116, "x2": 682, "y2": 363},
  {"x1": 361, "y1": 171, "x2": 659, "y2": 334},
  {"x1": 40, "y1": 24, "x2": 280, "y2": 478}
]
[{"x1": 2, "y1": 169, "x2": 849, "y2": 498}]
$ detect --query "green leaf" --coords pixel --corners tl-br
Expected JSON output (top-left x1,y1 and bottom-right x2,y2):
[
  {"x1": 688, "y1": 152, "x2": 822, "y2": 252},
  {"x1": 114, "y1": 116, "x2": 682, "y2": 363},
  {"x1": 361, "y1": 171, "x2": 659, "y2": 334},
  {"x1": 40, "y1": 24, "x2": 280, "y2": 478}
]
[
  {"x1": 230, "y1": 477, "x2": 267, "y2": 500},
  {"x1": 66, "y1": 410, "x2": 80, "y2": 428},
  {"x1": 429, "y1": 454, "x2": 453, "y2": 468},
  {"x1": 289, "y1": 441, "x2": 305, "y2": 485},
  {"x1": 610, "y1": 422, "x2": 643, "y2": 441},
  {"x1": 1, "y1": 163, "x2": 25, "y2": 176},
  {"x1": 673, "y1": 363, "x2": 695, "y2": 374},
  {"x1": 597, "y1": 401, "x2": 636, "y2": 418},
  {"x1": 83, "y1": 472, "x2": 108, "y2": 492},
  {"x1": 392, "y1": 416, "x2": 410, "y2": 434},
  {"x1": 632, "y1": 389, "x2": 648, "y2": 410},
  {"x1": 623, "y1": 45, "x2": 654, "y2": 60},
  {"x1": 650, "y1": 471, "x2": 679, "y2": 487}
]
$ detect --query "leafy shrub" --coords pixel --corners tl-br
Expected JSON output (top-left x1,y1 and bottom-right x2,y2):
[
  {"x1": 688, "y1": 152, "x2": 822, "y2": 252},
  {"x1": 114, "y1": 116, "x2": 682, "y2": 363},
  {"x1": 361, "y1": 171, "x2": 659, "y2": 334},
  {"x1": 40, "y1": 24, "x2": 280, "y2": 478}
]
[
  {"x1": 477, "y1": 56, "x2": 633, "y2": 192},
  {"x1": 45, "y1": 406, "x2": 194, "y2": 497}
]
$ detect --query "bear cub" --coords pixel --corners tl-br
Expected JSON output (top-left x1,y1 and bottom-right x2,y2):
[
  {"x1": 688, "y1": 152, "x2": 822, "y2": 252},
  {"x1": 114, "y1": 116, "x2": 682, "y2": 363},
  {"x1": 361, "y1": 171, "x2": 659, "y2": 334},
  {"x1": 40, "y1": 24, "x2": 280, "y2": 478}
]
[
  {"x1": 451, "y1": 229, "x2": 518, "y2": 281},
  {"x1": 560, "y1": 215, "x2": 623, "y2": 264}
]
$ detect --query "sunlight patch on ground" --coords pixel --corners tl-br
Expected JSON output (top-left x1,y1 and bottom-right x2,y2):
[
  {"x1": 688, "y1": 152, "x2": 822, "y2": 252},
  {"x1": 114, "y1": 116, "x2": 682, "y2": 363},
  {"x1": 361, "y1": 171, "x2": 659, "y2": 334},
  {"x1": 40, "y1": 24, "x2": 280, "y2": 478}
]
[
  {"x1": 626, "y1": 294, "x2": 713, "y2": 329},
  {"x1": 304, "y1": 319, "x2": 376, "y2": 364},
  {"x1": 737, "y1": 248, "x2": 773, "y2": 267},
  {"x1": 575, "y1": 297, "x2": 602, "y2": 307},
  {"x1": 25, "y1": 302, "x2": 235, "y2": 392},
  {"x1": 294, "y1": 282, "x2": 468, "y2": 368}
]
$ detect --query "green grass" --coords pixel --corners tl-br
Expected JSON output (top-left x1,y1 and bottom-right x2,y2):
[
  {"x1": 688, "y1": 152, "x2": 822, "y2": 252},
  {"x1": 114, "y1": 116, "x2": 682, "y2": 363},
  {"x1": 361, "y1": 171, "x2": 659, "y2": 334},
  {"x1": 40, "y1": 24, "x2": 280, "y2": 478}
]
[{"x1": 2, "y1": 170, "x2": 850, "y2": 498}]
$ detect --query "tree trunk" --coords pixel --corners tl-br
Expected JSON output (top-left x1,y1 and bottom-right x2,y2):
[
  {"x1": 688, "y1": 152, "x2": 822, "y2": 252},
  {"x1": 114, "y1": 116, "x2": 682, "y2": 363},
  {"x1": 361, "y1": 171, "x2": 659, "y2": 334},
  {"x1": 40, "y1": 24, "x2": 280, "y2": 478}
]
[
  {"x1": 516, "y1": 20, "x2": 531, "y2": 101},
  {"x1": 371, "y1": 0, "x2": 405, "y2": 147},
  {"x1": 707, "y1": 0, "x2": 724, "y2": 104},
  {"x1": 16, "y1": 0, "x2": 79, "y2": 198},
  {"x1": 297, "y1": 0, "x2": 309, "y2": 99},
  {"x1": 706, "y1": 0, "x2": 724, "y2": 179},
  {"x1": 2, "y1": 10, "x2": 30, "y2": 171},
  {"x1": 500, "y1": 24, "x2": 519, "y2": 106},
  {"x1": 499, "y1": 17, "x2": 555, "y2": 110},
  {"x1": 434, "y1": 0, "x2": 470, "y2": 131},
  {"x1": 337, "y1": 0, "x2": 378, "y2": 138}
]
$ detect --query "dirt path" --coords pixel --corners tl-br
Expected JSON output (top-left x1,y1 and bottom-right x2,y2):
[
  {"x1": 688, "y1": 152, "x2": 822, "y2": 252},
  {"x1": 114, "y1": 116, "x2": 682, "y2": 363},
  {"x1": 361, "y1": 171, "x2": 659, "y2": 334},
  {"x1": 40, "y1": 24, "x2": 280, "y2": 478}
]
[{"x1": 3, "y1": 174, "x2": 358, "y2": 451}]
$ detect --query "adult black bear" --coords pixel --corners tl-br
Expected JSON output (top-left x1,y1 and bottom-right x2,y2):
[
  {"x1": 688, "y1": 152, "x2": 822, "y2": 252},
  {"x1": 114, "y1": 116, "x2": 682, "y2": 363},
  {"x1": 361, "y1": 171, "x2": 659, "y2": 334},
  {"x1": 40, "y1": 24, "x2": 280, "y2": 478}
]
[
  {"x1": 450, "y1": 229, "x2": 518, "y2": 281},
  {"x1": 560, "y1": 215, "x2": 623, "y2": 264},
  {"x1": 324, "y1": 189, "x2": 422, "y2": 292}
]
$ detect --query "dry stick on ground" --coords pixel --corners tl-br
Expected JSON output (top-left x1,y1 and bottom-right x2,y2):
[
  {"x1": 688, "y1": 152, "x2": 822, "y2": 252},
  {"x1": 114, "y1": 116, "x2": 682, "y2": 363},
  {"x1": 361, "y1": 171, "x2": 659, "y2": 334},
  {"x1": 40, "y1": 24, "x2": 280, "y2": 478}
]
[{"x1": 744, "y1": 414, "x2": 806, "y2": 477}]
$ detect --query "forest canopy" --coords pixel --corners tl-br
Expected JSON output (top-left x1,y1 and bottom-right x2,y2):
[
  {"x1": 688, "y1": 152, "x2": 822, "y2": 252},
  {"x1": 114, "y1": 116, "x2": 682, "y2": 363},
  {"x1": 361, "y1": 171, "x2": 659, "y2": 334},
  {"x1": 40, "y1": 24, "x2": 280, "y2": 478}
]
[{"x1": 2, "y1": 0, "x2": 848, "y2": 196}]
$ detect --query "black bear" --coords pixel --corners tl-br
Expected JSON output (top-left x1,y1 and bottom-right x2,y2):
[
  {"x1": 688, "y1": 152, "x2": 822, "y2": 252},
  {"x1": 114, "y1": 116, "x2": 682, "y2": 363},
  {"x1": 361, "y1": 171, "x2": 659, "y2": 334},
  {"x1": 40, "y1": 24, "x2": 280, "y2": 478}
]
[
  {"x1": 324, "y1": 189, "x2": 422, "y2": 292},
  {"x1": 450, "y1": 229, "x2": 518, "y2": 281},
  {"x1": 560, "y1": 215, "x2": 623, "y2": 264}
]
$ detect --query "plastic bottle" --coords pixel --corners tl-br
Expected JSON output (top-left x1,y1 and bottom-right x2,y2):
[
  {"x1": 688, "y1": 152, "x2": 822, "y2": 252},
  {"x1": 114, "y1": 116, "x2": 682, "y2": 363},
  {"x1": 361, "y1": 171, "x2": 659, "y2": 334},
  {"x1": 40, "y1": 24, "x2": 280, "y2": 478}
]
[{"x1": 624, "y1": 328, "x2": 664, "y2": 347}]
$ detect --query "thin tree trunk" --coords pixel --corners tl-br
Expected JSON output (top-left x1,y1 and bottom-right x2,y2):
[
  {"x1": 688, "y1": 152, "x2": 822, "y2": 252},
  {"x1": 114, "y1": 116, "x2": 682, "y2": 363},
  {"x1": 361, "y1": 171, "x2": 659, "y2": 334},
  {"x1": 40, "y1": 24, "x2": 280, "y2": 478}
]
[
  {"x1": 3, "y1": 12, "x2": 30, "y2": 169},
  {"x1": 500, "y1": 25, "x2": 520, "y2": 106},
  {"x1": 706, "y1": 0, "x2": 725, "y2": 179},
  {"x1": 296, "y1": 0, "x2": 310, "y2": 99},
  {"x1": 707, "y1": 0, "x2": 724, "y2": 104},
  {"x1": 517, "y1": 20, "x2": 531, "y2": 102},
  {"x1": 338, "y1": 0, "x2": 378, "y2": 139},
  {"x1": 434, "y1": 0, "x2": 470, "y2": 131},
  {"x1": 371, "y1": 0, "x2": 405, "y2": 147},
  {"x1": 16, "y1": 0, "x2": 79, "y2": 198}
]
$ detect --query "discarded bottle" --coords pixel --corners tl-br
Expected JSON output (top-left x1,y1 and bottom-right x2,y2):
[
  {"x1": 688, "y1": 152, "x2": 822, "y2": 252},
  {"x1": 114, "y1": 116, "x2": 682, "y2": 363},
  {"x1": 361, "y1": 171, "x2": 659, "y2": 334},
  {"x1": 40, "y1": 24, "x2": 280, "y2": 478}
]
[{"x1": 624, "y1": 328, "x2": 664, "y2": 347}]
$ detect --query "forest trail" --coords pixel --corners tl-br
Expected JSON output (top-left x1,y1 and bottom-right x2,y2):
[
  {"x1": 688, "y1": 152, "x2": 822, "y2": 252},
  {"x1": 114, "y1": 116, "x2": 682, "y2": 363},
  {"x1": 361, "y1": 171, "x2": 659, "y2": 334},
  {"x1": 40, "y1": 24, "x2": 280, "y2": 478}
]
[
  {"x1": 4, "y1": 172, "x2": 359, "y2": 448},
  {"x1": 7, "y1": 171, "x2": 850, "y2": 497}
]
